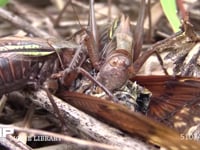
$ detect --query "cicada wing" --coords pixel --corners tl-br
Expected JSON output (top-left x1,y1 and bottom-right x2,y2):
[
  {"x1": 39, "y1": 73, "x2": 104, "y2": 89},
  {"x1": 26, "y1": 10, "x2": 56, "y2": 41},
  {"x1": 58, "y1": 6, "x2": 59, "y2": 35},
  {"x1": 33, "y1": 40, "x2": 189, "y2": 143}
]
[
  {"x1": 132, "y1": 75, "x2": 200, "y2": 132},
  {"x1": 57, "y1": 91, "x2": 200, "y2": 149}
]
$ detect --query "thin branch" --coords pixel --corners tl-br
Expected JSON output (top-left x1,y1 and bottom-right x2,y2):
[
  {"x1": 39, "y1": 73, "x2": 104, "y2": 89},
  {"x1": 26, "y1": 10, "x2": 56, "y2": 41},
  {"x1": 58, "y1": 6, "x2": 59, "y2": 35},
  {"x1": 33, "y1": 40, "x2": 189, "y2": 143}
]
[
  {"x1": 0, "y1": 8, "x2": 50, "y2": 38},
  {"x1": 23, "y1": 89, "x2": 152, "y2": 150}
]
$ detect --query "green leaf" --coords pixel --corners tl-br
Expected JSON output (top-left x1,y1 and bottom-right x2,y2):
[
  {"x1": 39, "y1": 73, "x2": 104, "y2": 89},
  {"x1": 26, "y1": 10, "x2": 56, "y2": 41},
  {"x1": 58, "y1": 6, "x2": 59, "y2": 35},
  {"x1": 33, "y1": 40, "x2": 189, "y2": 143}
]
[
  {"x1": 0, "y1": 0, "x2": 8, "y2": 7},
  {"x1": 160, "y1": 0, "x2": 181, "y2": 33}
]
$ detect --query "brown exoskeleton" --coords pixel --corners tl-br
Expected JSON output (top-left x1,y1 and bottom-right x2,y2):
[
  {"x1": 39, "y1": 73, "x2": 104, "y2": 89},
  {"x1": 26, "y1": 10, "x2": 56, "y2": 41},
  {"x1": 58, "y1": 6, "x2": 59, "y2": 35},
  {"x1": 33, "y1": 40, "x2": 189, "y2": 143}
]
[{"x1": 96, "y1": 15, "x2": 133, "y2": 91}]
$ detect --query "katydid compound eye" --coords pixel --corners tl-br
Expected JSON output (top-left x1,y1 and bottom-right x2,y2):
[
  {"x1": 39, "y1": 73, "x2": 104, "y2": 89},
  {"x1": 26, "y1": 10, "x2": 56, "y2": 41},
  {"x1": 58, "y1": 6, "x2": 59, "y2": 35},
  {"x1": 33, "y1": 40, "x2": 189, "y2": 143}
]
[
  {"x1": 109, "y1": 57, "x2": 118, "y2": 66},
  {"x1": 109, "y1": 55, "x2": 131, "y2": 68}
]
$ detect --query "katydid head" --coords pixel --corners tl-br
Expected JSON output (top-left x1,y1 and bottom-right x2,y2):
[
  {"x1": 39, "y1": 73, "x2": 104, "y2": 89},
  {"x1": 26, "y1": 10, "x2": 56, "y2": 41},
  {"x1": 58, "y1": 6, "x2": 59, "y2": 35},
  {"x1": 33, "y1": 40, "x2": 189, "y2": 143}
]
[
  {"x1": 97, "y1": 54, "x2": 130, "y2": 91},
  {"x1": 97, "y1": 15, "x2": 133, "y2": 91}
]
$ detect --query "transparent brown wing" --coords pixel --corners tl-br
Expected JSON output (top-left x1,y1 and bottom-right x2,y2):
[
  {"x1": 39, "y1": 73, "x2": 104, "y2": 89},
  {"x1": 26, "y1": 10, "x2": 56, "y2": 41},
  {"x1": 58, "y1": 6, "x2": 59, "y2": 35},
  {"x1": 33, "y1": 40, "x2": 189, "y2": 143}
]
[
  {"x1": 132, "y1": 75, "x2": 200, "y2": 132},
  {"x1": 57, "y1": 91, "x2": 200, "y2": 149}
]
